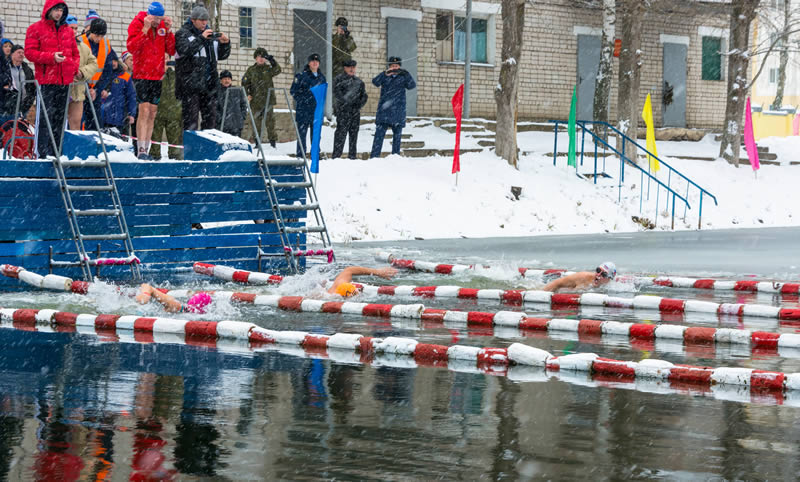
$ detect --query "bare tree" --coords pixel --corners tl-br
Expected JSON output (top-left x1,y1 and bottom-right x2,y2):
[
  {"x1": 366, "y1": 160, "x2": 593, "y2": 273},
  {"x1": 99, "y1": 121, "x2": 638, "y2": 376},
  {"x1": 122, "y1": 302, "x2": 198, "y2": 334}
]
[
  {"x1": 494, "y1": 0, "x2": 526, "y2": 168},
  {"x1": 593, "y1": 0, "x2": 616, "y2": 138},
  {"x1": 718, "y1": 0, "x2": 760, "y2": 165},
  {"x1": 615, "y1": 0, "x2": 647, "y2": 161},
  {"x1": 772, "y1": 0, "x2": 791, "y2": 110}
]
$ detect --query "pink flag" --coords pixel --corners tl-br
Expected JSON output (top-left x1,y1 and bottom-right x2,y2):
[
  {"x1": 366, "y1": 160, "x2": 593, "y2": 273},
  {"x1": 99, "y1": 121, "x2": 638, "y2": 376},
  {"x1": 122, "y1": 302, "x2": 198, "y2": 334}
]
[
  {"x1": 451, "y1": 84, "x2": 464, "y2": 174},
  {"x1": 744, "y1": 97, "x2": 760, "y2": 171}
]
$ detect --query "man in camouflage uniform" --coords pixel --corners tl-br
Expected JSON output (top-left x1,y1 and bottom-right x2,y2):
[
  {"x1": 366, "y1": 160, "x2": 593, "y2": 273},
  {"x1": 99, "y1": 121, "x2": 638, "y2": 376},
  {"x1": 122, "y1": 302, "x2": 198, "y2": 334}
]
[
  {"x1": 149, "y1": 56, "x2": 182, "y2": 159},
  {"x1": 332, "y1": 17, "x2": 356, "y2": 79},
  {"x1": 242, "y1": 47, "x2": 281, "y2": 148}
]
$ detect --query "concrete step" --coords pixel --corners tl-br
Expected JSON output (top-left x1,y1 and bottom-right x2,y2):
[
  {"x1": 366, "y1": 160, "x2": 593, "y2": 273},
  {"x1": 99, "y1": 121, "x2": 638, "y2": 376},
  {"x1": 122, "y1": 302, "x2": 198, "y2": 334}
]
[
  {"x1": 401, "y1": 141, "x2": 426, "y2": 149},
  {"x1": 385, "y1": 133, "x2": 413, "y2": 139},
  {"x1": 518, "y1": 123, "x2": 563, "y2": 133},
  {"x1": 438, "y1": 125, "x2": 486, "y2": 133},
  {"x1": 403, "y1": 148, "x2": 483, "y2": 157}
]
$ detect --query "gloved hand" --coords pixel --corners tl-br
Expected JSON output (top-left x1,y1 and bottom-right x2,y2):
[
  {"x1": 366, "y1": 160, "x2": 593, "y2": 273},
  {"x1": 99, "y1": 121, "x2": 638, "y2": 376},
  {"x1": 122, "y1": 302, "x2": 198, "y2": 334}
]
[{"x1": 266, "y1": 54, "x2": 276, "y2": 65}]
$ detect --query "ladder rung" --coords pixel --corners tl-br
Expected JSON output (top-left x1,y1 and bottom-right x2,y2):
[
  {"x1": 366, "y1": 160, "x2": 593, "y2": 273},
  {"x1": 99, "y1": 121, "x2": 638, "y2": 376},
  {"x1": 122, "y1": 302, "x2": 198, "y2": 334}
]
[
  {"x1": 80, "y1": 233, "x2": 129, "y2": 241},
  {"x1": 285, "y1": 226, "x2": 327, "y2": 234},
  {"x1": 263, "y1": 159, "x2": 305, "y2": 166},
  {"x1": 277, "y1": 203, "x2": 319, "y2": 211},
  {"x1": 59, "y1": 160, "x2": 108, "y2": 168},
  {"x1": 66, "y1": 184, "x2": 114, "y2": 192},
  {"x1": 273, "y1": 181, "x2": 312, "y2": 189},
  {"x1": 71, "y1": 209, "x2": 120, "y2": 216}
]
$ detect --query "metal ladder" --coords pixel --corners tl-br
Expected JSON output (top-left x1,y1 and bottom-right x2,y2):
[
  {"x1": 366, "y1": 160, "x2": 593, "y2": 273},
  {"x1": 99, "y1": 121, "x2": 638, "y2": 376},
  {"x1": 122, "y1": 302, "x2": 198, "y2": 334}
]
[
  {"x1": 37, "y1": 81, "x2": 140, "y2": 282},
  {"x1": 223, "y1": 86, "x2": 335, "y2": 274}
]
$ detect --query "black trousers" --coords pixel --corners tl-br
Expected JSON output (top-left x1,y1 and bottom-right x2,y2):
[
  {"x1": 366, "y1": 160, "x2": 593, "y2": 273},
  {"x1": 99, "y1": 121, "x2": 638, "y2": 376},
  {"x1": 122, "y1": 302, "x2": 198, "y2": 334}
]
[
  {"x1": 332, "y1": 110, "x2": 360, "y2": 159},
  {"x1": 181, "y1": 90, "x2": 217, "y2": 131},
  {"x1": 37, "y1": 84, "x2": 69, "y2": 158}
]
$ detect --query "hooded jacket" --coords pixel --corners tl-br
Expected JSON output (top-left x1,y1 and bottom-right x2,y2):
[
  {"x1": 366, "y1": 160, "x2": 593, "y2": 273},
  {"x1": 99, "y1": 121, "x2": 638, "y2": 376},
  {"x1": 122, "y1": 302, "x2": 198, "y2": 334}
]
[
  {"x1": 100, "y1": 52, "x2": 137, "y2": 127},
  {"x1": 24, "y1": 0, "x2": 79, "y2": 85},
  {"x1": 174, "y1": 18, "x2": 231, "y2": 98},
  {"x1": 126, "y1": 10, "x2": 176, "y2": 81}
]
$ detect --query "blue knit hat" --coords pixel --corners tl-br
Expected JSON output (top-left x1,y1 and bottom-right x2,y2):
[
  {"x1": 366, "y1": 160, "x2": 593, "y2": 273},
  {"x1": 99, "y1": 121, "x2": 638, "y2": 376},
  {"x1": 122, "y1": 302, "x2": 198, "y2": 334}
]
[
  {"x1": 148, "y1": 1, "x2": 165, "y2": 16},
  {"x1": 0, "y1": 38, "x2": 12, "y2": 47},
  {"x1": 84, "y1": 9, "x2": 100, "y2": 27},
  {"x1": 65, "y1": 15, "x2": 78, "y2": 25}
]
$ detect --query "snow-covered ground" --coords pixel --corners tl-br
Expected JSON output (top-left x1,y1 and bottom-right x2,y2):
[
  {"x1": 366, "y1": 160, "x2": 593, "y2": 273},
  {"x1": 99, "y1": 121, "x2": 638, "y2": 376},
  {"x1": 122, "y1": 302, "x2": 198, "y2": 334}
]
[{"x1": 107, "y1": 120, "x2": 800, "y2": 242}]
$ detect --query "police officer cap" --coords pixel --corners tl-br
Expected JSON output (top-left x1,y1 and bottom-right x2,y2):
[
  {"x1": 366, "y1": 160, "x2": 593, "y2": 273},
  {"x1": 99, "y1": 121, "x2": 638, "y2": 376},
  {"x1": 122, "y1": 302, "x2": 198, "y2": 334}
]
[
  {"x1": 387, "y1": 56, "x2": 402, "y2": 66},
  {"x1": 220, "y1": 70, "x2": 233, "y2": 79},
  {"x1": 308, "y1": 53, "x2": 321, "y2": 62},
  {"x1": 342, "y1": 59, "x2": 357, "y2": 67}
]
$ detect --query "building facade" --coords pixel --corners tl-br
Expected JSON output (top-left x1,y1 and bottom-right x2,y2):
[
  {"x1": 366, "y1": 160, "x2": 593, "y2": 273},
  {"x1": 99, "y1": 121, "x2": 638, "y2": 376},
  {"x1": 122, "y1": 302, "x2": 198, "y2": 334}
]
[{"x1": 2, "y1": 0, "x2": 732, "y2": 128}]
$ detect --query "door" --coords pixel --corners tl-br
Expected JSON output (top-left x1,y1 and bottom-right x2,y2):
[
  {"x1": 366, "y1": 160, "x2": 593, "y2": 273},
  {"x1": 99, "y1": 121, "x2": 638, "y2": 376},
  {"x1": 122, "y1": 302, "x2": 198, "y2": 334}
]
[
  {"x1": 386, "y1": 17, "x2": 418, "y2": 116},
  {"x1": 293, "y1": 9, "x2": 327, "y2": 75},
  {"x1": 662, "y1": 43, "x2": 687, "y2": 127},
  {"x1": 577, "y1": 34, "x2": 601, "y2": 121}
]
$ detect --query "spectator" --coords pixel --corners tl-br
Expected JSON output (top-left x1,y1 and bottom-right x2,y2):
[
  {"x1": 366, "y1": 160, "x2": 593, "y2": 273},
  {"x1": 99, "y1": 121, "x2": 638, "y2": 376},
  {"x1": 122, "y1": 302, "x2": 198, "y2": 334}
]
[
  {"x1": 242, "y1": 47, "x2": 281, "y2": 148},
  {"x1": 290, "y1": 53, "x2": 325, "y2": 158},
  {"x1": 100, "y1": 51, "x2": 136, "y2": 132},
  {"x1": 127, "y1": 1, "x2": 176, "y2": 160},
  {"x1": 1, "y1": 45, "x2": 35, "y2": 123},
  {"x1": 370, "y1": 56, "x2": 415, "y2": 159},
  {"x1": 121, "y1": 51, "x2": 133, "y2": 73},
  {"x1": 1, "y1": 39, "x2": 12, "y2": 61},
  {"x1": 332, "y1": 59, "x2": 367, "y2": 160},
  {"x1": 149, "y1": 56, "x2": 181, "y2": 159},
  {"x1": 332, "y1": 17, "x2": 355, "y2": 79},
  {"x1": 77, "y1": 18, "x2": 114, "y2": 128},
  {"x1": 0, "y1": 44, "x2": 9, "y2": 122},
  {"x1": 25, "y1": 0, "x2": 80, "y2": 158},
  {"x1": 216, "y1": 70, "x2": 247, "y2": 137},
  {"x1": 83, "y1": 9, "x2": 99, "y2": 34},
  {"x1": 66, "y1": 14, "x2": 98, "y2": 130},
  {"x1": 175, "y1": 6, "x2": 231, "y2": 131}
]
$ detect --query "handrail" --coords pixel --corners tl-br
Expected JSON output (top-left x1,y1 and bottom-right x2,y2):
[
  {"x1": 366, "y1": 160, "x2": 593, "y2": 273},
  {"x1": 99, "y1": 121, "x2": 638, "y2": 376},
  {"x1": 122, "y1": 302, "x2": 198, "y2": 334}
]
[{"x1": 577, "y1": 119, "x2": 718, "y2": 207}]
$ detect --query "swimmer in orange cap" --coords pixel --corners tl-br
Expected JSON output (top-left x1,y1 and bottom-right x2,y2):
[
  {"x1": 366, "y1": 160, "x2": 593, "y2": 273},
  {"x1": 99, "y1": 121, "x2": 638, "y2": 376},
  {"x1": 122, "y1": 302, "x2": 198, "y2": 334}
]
[
  {"x1": 327, "y1": 266, "x2": 398, "y2": 298},
  {"x1": 542, "y1": 261, "x2": 617, "y2": 292}
]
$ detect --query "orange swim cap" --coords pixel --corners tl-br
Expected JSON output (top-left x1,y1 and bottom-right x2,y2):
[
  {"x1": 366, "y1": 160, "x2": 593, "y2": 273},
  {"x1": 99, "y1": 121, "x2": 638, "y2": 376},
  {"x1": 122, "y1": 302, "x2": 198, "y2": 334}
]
[{"x1": 335, "y1": 282, "x2": 358, "y2": 298}]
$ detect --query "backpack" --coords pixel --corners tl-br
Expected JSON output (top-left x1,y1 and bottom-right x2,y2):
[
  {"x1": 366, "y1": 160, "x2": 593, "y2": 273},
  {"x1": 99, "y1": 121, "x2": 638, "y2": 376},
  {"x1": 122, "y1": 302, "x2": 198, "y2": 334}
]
[{"x1": 0, "y1": 119, "x2": 35, "y2": 159}]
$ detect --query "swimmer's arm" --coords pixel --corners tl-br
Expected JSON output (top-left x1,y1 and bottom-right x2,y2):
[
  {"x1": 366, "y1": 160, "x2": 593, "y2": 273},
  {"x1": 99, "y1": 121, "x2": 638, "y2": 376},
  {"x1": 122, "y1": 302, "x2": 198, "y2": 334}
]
[
  {"x1": 151, "y1": 289, "x2": 183, "y2": 313},
  {"x1": 328, "y1": 266, "x2": 398, "y2": 293},
  {"x1": 542, "y1": 275, "x2": 573, "y2": 292}
]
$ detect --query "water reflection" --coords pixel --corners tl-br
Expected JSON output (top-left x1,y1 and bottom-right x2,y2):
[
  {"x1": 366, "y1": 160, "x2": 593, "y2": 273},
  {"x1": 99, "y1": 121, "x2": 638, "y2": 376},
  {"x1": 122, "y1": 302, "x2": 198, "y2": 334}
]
[{"x1": 1, "y1": 326, "x2": 800, "y2": 479}]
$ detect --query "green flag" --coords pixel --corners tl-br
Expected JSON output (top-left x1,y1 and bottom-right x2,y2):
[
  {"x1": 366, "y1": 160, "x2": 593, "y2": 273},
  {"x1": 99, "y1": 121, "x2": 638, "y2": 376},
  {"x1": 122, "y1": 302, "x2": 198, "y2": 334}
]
[{"x1": 568, "y1": 86, "x2": 577, "y2": 168}]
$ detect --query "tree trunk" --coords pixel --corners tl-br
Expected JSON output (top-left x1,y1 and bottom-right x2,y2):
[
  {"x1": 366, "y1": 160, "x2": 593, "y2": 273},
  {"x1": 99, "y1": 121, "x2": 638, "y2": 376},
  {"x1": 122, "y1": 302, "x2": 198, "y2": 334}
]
[
  {"x1": 494, "y1": 0, "x2": 525, "y2": 168},
  {"x1": 772, "y1": 0, "x2": 790, "y2": 110},
  {"x1": 593, "y1": 0, "x2": 616, "y2": 139},
  {"x1": 719, "y1": 0, "x2": 760, "y2": 165},
  {"x1": 615, "y1": 0, "x2": 646, "y2": 162}
]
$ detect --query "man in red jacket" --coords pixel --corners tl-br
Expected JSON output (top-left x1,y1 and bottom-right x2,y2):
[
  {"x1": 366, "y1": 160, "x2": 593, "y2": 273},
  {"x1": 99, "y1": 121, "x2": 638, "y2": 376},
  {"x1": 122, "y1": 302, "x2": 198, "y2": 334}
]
[
  {"x1": 24, "y1": 0, "x2": 79, "y2": 158},
  {"x1": 126, "y1": 1, "x2": 175, "y2": 160}
]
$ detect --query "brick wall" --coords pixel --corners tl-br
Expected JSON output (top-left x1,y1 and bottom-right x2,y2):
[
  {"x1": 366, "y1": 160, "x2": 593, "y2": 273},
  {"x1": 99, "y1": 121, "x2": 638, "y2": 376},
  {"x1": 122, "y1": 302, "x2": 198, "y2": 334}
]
[{"x1": 2, "y1": 0, "x2": 730, "y2": 129}]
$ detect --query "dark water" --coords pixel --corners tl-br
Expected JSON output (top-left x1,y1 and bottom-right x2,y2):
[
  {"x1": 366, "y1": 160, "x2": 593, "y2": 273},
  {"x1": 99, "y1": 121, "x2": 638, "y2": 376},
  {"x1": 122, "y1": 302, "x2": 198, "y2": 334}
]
[{"x1": 2, "y1": 229, "x2": 800, "y2": 480}]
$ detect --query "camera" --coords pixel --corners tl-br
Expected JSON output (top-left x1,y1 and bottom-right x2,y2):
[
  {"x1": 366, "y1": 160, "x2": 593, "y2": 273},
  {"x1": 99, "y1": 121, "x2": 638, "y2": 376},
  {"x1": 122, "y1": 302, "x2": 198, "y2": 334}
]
[{"x1": 211, "y1": 32, "x2": 223, "y2": 39}]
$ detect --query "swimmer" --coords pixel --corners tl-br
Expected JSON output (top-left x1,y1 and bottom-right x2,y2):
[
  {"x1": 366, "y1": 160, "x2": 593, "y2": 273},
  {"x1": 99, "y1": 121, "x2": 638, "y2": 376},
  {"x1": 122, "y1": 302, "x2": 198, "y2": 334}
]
[
  {"x1": 136, "y1": 283, "x2": 212, "y2": 314},
  {"x1": 541, "y1": 261, "x2": 616, "y2": 292},
  {"x1": 327, "y1": 266, "x2": 398, "y2": 297}
]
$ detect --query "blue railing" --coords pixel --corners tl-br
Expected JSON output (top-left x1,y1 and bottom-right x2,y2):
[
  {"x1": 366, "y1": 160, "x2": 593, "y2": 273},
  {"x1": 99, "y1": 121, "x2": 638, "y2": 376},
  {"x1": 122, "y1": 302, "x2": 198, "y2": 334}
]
[{"x1": 549, "y1": 120, "x2": 718, "y2": 229}]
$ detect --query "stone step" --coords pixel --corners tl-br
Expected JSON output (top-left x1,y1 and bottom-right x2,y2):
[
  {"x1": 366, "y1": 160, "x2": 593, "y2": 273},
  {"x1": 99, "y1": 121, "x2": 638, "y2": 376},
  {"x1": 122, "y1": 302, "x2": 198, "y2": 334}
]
[
  {"x1": 401, "y1": 141, "x2": 426, "y2": 149},
  {"x1": 438, "y1": 125, "x2": 486, "y2": 133},
  {"x1": 403, "y1": 148, "x2": 483, "y2": 157}
]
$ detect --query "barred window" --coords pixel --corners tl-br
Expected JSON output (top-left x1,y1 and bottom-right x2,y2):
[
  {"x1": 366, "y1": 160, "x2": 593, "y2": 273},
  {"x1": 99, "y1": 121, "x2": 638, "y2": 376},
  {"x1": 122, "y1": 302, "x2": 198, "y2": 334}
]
[{"x1": 239, "y1": 7, "x2": 253, "y2": 49}]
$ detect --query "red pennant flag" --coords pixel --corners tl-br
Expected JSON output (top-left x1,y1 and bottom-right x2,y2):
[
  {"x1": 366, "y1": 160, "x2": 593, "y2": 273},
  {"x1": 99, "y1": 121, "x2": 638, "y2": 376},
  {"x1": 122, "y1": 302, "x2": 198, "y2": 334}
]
[{"x1": 451, "y1": 84, "x2": 464, "y2": 174}]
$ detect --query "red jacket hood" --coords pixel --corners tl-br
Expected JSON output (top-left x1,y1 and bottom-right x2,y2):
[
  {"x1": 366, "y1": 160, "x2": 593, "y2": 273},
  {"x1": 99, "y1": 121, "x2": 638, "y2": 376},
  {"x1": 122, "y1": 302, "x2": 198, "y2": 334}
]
[{"x1": 41, "y1": 0, "x2": 68, "y2": 22}]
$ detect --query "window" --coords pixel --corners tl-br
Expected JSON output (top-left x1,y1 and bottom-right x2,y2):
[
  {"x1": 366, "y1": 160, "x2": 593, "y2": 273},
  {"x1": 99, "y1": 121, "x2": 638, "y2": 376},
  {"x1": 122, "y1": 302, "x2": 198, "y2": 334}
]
[
  {"x1": 435, "y1": 12, "x2": 488, "y2": 64},
  {"x1": 239, "y1": 7, "x2": 253, "y2": 48},
  {"x1": 769, "y1": 67, "x2": 778, "y2": 84},
  {"x1": 701, "y1": 36, "x2": 722, "y2": 81}
]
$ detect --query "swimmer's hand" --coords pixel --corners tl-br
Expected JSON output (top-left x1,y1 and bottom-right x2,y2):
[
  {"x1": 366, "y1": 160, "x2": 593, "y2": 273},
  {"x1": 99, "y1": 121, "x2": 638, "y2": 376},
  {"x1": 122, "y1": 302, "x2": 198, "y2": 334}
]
[
  {"x1": 135, "y1": 283, "x2": 153, "y2": 304},
  {"x1": 375, "y1": 267, "x2": 397, "y2": 279}
]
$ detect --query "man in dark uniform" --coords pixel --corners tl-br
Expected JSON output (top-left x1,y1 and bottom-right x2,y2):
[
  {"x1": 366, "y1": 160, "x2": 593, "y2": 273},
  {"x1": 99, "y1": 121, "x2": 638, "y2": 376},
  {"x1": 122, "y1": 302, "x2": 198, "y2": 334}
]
[{"x1": 332, "y1": 59, "x2": 367, "y2": 159}]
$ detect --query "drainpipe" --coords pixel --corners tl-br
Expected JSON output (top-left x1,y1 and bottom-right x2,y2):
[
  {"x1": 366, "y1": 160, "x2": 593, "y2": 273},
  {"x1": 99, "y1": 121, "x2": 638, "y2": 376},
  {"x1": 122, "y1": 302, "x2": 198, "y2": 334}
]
[
  {"x1": 464, "y1": 0, "x2": 471, "y2": 119},
  {"x1": 325, "y1": 0, "x2": 333, "y2": 119}
]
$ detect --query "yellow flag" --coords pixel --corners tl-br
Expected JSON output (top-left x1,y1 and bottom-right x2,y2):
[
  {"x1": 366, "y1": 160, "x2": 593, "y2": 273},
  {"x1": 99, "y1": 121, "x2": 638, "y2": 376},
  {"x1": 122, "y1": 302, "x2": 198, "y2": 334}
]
[{"x1": 641, "y1": 93, "x2": 660, "y2": 172}]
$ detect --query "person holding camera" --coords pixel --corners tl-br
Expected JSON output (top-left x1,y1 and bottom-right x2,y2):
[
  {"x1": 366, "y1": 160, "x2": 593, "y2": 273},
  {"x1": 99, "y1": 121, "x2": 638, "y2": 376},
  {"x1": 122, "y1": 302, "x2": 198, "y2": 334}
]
[
  {"x1": 332, "y1": 17, "x2": 356, "y2": 79},
  {"x1": 242, "y1": 47, "x2": 281, "y2": 147},
  {"x1": 174, "y1": 5, "x2": 230, "y2": 131},
  {"x1": 370, "y1": 56, "x2": 415, "y2": 159}
]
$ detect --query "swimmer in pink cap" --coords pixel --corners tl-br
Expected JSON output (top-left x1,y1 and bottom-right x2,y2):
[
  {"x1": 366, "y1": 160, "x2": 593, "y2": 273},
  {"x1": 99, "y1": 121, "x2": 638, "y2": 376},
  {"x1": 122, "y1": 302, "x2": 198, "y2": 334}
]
[
  {"x1": 136, "y1": 283, "x2": 212, "y2": 313},
  {"x1": 542, "y1": 261, "x2": 617, "y2": 292}
]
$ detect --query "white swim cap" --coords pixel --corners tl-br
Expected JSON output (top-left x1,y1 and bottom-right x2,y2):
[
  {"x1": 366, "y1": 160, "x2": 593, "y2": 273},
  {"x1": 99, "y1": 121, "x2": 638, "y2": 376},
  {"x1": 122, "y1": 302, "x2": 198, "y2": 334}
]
[{"x1": 598, "y1": 261, "x2": 617, "y2": 279}]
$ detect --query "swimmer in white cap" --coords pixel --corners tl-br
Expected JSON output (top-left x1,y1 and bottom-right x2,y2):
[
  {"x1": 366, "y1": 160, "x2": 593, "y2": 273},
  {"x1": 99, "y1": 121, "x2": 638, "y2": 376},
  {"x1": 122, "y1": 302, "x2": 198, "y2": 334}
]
[{"x1": 542, "y1": 261, "x2": 617, "y2": 292}]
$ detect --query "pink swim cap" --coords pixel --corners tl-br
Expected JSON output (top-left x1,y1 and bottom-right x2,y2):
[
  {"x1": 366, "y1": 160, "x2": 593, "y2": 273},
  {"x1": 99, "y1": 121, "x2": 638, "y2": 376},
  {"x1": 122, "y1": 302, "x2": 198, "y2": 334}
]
[{"x1": 185, "y1": 292, "x2": 213, "y2": 314}]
